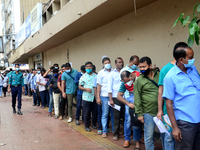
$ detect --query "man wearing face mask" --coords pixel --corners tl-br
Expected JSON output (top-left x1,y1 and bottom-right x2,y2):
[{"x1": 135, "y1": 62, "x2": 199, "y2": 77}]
[
  {"x1": 96, "y1": 57, "x2": 114, "y2": 138},
  {"x1": 107, "y1": 57, "x2": 125, "y2": 141},
  {"x1": 35, "y1": 67, "x2": 42, "y2": 107},
  {"x1": 8, "y1": 64, "x2": 25, "y2": 115},
  {"x1": 75, "y1": 65, "x2": 85, "y2": 125},
  {"x1": 3, "y1": 73, "x2": 8, "y2": 97},
  {"x1": 163, "y1": 47, "x2": 200, "y2": 150},
  {"x1": 134, "y1": 57, "x2": 159, "y2": 150},
  {"x1": 61, "y1": 63, "x2": 78, "y2": 123}
]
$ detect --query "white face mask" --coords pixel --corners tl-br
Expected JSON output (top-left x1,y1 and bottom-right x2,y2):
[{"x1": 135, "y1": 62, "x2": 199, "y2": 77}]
[{"x1": 126, "y1": 80, "x2": 133, "y2": 86}]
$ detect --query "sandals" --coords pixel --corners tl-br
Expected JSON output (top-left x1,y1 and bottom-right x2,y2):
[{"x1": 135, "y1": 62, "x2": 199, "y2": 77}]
[
  {"x1": 102, "y1": 133, "x2": 107, "y2": 138},
  {"x1": 97, "y1": 130, "x2": 102, "y2": 135},
  {"x1": 134, "y1": 148, "x2": 140, "y2": 150},
  {"x1": 113, "y1": 136, "x2": 119, "y2": 141}
]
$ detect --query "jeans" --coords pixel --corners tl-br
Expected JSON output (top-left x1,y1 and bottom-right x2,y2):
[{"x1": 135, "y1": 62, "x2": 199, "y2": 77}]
[
  {"x1": 3, "y1": 87, "x2": 7, "y2": 95},
  {"x1": 97, "y1": 104, "x2": 102, "y2": 130},
  {"x1": 33, "y1": 90, "x2": 38, "y2": 105},
  {"x1": 11, "y1": 86, "x2": 22, "y2": 109},
  {"x1": 48, "y1": 93, "x2": 53, "y2": 113},
  {"x1": 91, "y1": 98, "x2": 97, "y2": 126},
  {"x1": 144, "y1": 113, "x2": 156, "y2": 150},
  {"x1": 101, "y1": 96, "x2": 114, "y2": 133},
  {"x1": 39, "y1": 90, "x2": 49, "y2": 107},
  {"x1": 0, "y1": 86, "x2": 2, "y2": 97},
  {"x1": 161, "y1": 132, "x2": 175, "y2": 150},
  {"x1": 53, "y1": 92, "x2": 60, "y2": 116},
  {"x1": 24, "y1": 84, "x2": 28, "y2": 95},
  {"x1": 124, "y1": 104, "x2": 142, "y2": 141},
  {"x1": 76, "y1": 94, "x2": 82, "y2": 120}
]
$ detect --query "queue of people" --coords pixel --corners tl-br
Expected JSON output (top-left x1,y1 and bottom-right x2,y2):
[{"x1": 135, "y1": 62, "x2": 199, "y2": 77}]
[{"x1": 3, "y1": 41, "x2": 200, "y2": 150}]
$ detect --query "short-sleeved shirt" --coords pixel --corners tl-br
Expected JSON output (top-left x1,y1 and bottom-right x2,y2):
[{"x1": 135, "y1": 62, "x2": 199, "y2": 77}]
[
  {"x1": 158, "y1": 62, "x2": 174, "y2": 115},
  {"x1": 93, "y1": 76, "x2": 97, "y2": 88},
  {"x1": 61, "y1": 69, "x2": 78, "y2": 94},
  {"x1": 79, "y1": 73, "x2": 97, "y2": 102},
  {"x1": 163, "y1": 65, "x2": 200, "y2": 123},
  {"x1": 36, "y1": 74, "x2": 47, "y2": 92},
  {"x1": 0, "y1": 76, "x2": 4, "y2": 86},
  {"x1": 58, "y1": 73, "x2": 66, "y2": 93},
  {"x1": 9, "y1": 71, "x2": 24, "y2": 86},
  {"x1": 97, "y1": 68, "x2": 113, "y2": 97}
]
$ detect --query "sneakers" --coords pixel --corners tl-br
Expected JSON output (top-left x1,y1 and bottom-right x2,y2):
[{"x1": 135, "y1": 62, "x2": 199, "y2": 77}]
[
  {"x1": 67, "y1": 117, "x2": 73, "y2": 123},
  {"x1": 75, "y1": 120, "x2": 80, "y2": 125},
  {"x1": 85, "y1": 127, "x2": 91, "y2": 132},
  {"x1": 48, "y1": 113, "x2": 52, "y2": 117}
]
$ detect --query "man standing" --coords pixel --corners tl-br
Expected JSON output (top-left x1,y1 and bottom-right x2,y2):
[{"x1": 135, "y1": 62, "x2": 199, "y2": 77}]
[
  {"x1": 31, "y1": 70, "x2": 38, "y2": 106},
  {"x1": 75, "y1": 65, "x2": 85, "y2": 125},
  {"x1": 96, "y1": 57, "x2": 114, "y2": 138},
  {"x1": 61, "y1": 63, "x2": 78, "y2": 123},
  {"x1": 163, "y1": 47, "x2": 200, "y2": 150},
  {"x1": 27, "y1": 69, "x2": 33, "y2": 96},
  {"x1": 134, "y1": 57, "x2": 159, "y2": 150},
  {"x1": 157, "y1": 42, "x2": 188, "y2": 150},
  {"x1": 108, "y1": 57, "x2": 124, "y2": 141},
  {"x1": 2, "y1": 73, "x2": 8, "y2": 97},
  {"x1": 79, "y1": 62, "x2": 97, "y2": 131},
  {"x1": 8, "y1": 64, "x2": 25, "y2": 115}
]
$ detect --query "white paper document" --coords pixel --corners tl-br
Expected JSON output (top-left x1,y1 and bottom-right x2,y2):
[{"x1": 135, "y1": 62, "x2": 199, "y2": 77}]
[
  {"x1": 108, "y1": 101, "x2": 121, "y2": 111},
  {"x1": 153, "y1": 117, "x2": 170, "y2": 136}
]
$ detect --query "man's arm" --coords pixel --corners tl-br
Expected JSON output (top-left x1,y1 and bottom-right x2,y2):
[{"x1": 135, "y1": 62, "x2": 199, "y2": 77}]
[
  {"x1": 61, "y1": 80, "x2": 66, "y2": 98},
  {"x1": 96, "y1": 84, "x2": 102, "y2": 105},
  {"x1": 43, "y1": 69, "x2": 51, "y2": 77},
  {"x1": 108, "y1": 73, "x2": 114, "y2": 106},
  {"x1": 166, "y1": 99, "x2": 182, "y2": 142},
  {"x1": 117, "y1": 91, "x2": 134, "y2": 108},
  {"x1": 157, "y1": 85, "x2": 164, "y2": 120}
]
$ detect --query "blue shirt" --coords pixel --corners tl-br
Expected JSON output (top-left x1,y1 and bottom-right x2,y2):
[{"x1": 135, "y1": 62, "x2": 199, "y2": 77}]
[
  {"x1": 31, "y1": 75, "x2": 37, "y2": 90},
  {"x1": 9, "y1": 71, "x2": 24, "y2": 86},
  {"x1": 75, "y1": 72, "x2": 83, "y2": 95},
  {"x1": 108, "y1": 69, "x2": 121, "y2": 98},
  {"x1": 163, "y1": 65, "x2": 200, "y2": 123},
  {"x1": 61, "y1": 69, "x2": 78, "y2": 94}
]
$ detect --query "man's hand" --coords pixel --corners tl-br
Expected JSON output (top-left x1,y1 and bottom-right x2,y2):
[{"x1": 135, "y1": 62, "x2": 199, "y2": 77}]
[
  {"x1": 34, "y1": 90, "x2": 36, "y2": 93},
  {"x1": 138, "y1": 116, "x2": 144, "y2": 124},
  {"x1": 96, "y1": 97, "x2": 102, "y2": 105},
  {"x1": 27, "y1": 83, "x2": 29, "y2": 85},
  {"x1": 50, "y1": 84, "x2": 54, "y2": 88},
  {"x1": 43, "y1": 83, "x2": 47, "y2": 86},
  {"x1": 128, "y1": 103, "x2": 135, "y2": 109},
  {"x1": 85, "y1": 88, "x2": 92, "y2": 93},
  {"x1": 22, "y1": 89, "x2": 25, "y2": 95},
  {"x1": 172, "y1": 127, "x2": 182, "y2": 142},
  {"x1": 31, "y1": 89, "x2": 33, "y2": 92},
  {"x1": 8, "y1": 88, "x2": 11, "y2": 93},
  {"x1": 157, "y1": 110, "x2": 164, "y2": 121},
  {"x1": 109, "y1": 98, "x2": 114, "y2": 106},
  {"x1": 62, "y1": 93, "x2": 67, "y2": 99}
]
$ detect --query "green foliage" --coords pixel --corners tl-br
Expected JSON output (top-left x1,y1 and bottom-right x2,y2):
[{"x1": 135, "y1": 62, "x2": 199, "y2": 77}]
[{"x1": 172, "y1": 3, "x2": 200, "y2": 47}]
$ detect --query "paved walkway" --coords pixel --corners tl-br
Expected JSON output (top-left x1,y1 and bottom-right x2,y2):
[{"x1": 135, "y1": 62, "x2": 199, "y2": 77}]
[{"x1": 0, "y1": 95, "x2": 162, "y2": 150}]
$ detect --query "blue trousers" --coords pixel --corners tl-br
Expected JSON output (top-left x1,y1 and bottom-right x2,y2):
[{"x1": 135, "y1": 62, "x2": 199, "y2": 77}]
[
  {"x1": 76, "y1": 94, "x2": 82, "y2": 120},
  {"x1": 24, "y1": 84, "x2": 28, "y2": 95},
  {"x1": 48, "y1": 93, "x2": 53, "y2": 113},
  {"x1": 11, "y1": 86, "x2": 22, "y2": 109},
  {"x1": 39, "y1": 90, "x2": 49, "y2": 107},
  {"x1": 33, "y1": 90, "x2": 37, "y2": 105},
  {"x1": 0, "y1": 86, "x2": 2, "y2": 97}
]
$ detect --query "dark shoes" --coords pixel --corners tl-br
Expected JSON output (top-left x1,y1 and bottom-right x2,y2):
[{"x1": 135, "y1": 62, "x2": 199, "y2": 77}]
[
  {"x1": 92, "y1": 124, "x2": 97, "y2": 129},
  {"x1": 33, "y1": 104, "x2": 36, "y2": 106},
  {"x1": 75, "y1": 120, "x2": 80, "y2": 125},
  {"x1": 17, "y1": 109, "x2": 23, "y2": 115},
  {"x1": 85, "y1": 127, "x2": 91, "y2": 132},
  {"x1": 13, "y1": 108, "x2": 16, "y2": 114}
]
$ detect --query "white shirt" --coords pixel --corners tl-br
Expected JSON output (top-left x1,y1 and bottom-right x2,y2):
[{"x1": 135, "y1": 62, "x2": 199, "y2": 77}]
[
  {"x1": 108, "y1": 69, "x2": 121, "y2": 98},
  {"x1": 36, "y1": 74, "x2": 47, "y2": 92},
  {"x1": 0, "y1": 76, "x2": 4, "y2": 86},
  {"x1": 97, "y1": 68, "x2": 113, "y2": 97},
  {"x1": 3, "y1": 76, "x2": 8, "y2": 84}
]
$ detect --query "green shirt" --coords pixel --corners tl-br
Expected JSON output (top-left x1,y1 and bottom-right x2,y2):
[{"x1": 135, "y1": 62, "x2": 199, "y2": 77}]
[
  {"x1": 9, "y1": 71, "x2": 24, "y2": 86},
  {"x1": 158, "y1": 62, "x2": 174, "y2": 115},
  {"x1": 61, "y1": 68, "x2": 78, "y2": 94},
  {"x1": 134, "y1": 69, "x2": 159, "y2": 117}
]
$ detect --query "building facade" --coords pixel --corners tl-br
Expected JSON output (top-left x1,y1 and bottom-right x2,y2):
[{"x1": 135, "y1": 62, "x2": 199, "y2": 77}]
[{"x1": 8, "y1": 0, "x2": 200, "y2": 71}]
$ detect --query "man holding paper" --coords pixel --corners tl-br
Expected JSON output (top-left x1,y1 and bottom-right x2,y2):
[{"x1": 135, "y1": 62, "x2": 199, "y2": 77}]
[
  {"x1": 108, "y1": 57, "x2": 125, "y2": 141},
  {"x1": 163, "y1": 46, "x2": 200, "y2": 150}
]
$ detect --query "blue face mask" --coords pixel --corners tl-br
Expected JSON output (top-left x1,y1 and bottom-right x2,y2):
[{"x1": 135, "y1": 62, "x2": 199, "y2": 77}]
[
  {"x1": 55, "y1": 67, "x2": 58, "y2": 69},
  {"x1": 86, "y1": 69, "x2": 92, "y2": 74},
  {"x1": 65, "y1": 69, "x2": 71, "y2": 73},
  {"x1": 38, "y1": 71, "x2": 41, "y2": 74},
  {"x1": 16, "y1": 68, "x2": 20, "y2": 71},
  {"x1": 131, "y1": 64, "x2": 137, "y2": 70},
  {"x1": 183, "y1": 58, "x2": 195, "y2": 68},
  {"x1": 104, "y1": 64, "x2": 111, "y2": 70},
  {"x1": 54, "y1": 74, "x2": 58, "y2": 77}
]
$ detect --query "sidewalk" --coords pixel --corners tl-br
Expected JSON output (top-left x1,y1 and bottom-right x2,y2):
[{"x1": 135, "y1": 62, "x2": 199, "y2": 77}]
[{"x1": 0, "y1": 95, "x2": 162, "y2": 150}]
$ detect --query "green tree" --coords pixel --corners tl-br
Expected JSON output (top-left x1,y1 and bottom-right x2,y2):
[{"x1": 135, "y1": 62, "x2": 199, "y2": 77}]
[{"x1": 172, "y1": 3, "x2": 200, "y2": 47}]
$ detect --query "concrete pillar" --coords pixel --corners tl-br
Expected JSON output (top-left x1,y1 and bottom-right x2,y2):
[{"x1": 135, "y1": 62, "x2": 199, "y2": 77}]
[
  {"x1": 60, "y1": 0, "x2": 69, "y2": 8},
  {"x1": 52, "y1": 2, "x2": 60, "y2": 14}
]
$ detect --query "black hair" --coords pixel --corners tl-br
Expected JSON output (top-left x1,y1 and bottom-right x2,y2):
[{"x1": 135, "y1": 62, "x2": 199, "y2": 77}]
[
  {"x1": 37, "y1": 67, "x2": 41, "y2": 70},
  {"x1": 102, "y1": 57, "x2": 110, "y2": 64},
  {"x1": 121, "y1": 71, "x2": 131, "y2": 80},
  {"x1": 61, "y1": 64, "x2": 67, "y2": 68},
  {"x1": 129, "y1": 55, "x2": 139, "y2": 62},
  {"x1": 85, "y1": 61, "x2": 93, "y2": 66},
  {"x1": 32, "y1": 69, "x2": 36, "y2": 71},
  {"x1": 10, "y1": 68, "x2": 13, "y2": 71},
  {"x1": 53, "y1": 63, "x2": 59, "y2": 67},
  {"x1": 139, "y1": 57, "x2": 152, "y2": 66},
  {"x1": 65, "y1": 63, "x2": 71, "y2": 68},
  {"x1": 93, "y1": 65, "x2": 96, "y2": 72},
  {"x1": 41, "y1": 68, "x2": 46, "y2": 73},
  {"x1": 53, "y1": 69, "x2": 59, "y2": 73},
  {"x1": 173, "y1": 42, "x2": 188, "y2": 54},
  {"x1": 27, "y1": 70, "x2": 29, "y2": 73},
  {"x1": 80, "y1": 65, "x2": 85, "y2": 71},
  {"x1": 115, "y1": 57, "x2": 123, "y2": 63},
  {"x1": 15, "y1": 64, "x2": 19, "y2": 67},
  {"x1": 173, "y1": 49, "x2": 187, "y2": 61}
]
